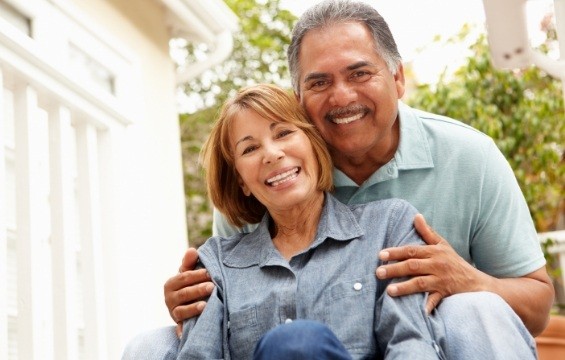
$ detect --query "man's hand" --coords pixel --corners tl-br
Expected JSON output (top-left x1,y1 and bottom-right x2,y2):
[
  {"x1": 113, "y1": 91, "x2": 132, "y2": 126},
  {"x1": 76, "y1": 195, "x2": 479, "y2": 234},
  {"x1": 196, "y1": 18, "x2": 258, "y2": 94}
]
[
  {"x1": 376, "y1": 213, "x2": 554, "y2": 335},
  {"x1": 376, "y1": 214, "x2": 486, "y2": 314},
  {"x1": 164, "y1": 248, "x2": 214, "y2": 337}
]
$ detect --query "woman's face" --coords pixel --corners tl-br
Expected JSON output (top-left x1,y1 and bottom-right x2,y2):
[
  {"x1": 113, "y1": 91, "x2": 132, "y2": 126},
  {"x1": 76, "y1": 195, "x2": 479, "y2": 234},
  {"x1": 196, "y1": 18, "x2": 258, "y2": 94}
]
[{"x1": 230, "y1": 109, "x2": 321, "y2": 213}]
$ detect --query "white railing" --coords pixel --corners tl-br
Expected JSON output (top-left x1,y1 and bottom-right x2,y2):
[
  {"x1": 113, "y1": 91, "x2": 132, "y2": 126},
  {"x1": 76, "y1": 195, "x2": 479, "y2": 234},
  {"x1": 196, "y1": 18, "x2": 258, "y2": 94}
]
[
  {"x1": 0, "y1": 68, "x2": 113, "y2": 360},
  {"x1": 0, "y1": 11, "x2": 129, "y2": 359}
]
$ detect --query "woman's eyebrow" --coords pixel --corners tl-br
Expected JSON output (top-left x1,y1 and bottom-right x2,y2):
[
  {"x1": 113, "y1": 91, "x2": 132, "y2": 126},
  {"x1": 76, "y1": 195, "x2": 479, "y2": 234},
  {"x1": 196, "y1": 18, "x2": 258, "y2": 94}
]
[{"x1": 235, "y1": 135, "x2": 253, "y2": 147}]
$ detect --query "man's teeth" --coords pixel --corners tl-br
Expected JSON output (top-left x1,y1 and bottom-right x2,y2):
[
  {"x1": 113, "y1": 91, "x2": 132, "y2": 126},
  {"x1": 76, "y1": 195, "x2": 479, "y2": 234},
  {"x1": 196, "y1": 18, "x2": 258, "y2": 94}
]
[
  {"x1": 267, "y1": 168, "x2": 298, "y2": 186},
  {"x1": 332, "y1": 113, "x2": 363, "y2": 124}
]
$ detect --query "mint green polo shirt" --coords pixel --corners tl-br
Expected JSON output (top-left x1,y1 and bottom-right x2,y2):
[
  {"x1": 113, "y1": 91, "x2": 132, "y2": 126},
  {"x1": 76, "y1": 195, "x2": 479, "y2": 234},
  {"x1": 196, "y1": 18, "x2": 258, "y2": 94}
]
[{"x1": 212, "y1": 102, "x2": 545, "y2": 278}]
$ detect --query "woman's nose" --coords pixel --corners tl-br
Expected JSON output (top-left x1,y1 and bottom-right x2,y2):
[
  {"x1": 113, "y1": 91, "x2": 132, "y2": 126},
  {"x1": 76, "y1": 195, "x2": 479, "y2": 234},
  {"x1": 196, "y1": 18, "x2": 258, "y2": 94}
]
[{"x1": 262, "y1": 144, "x2": 284, "y2": 164}]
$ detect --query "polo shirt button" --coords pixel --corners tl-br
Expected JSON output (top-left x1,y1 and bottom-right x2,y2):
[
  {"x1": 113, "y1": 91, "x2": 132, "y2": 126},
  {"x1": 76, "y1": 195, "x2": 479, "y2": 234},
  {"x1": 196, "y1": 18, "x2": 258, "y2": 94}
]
[
  {"x1": 353, "y1": 282, "x2": 363, "y2": 291},
  {"x1": 285, "y1": 318, "x2": 293, "y2": 324}
]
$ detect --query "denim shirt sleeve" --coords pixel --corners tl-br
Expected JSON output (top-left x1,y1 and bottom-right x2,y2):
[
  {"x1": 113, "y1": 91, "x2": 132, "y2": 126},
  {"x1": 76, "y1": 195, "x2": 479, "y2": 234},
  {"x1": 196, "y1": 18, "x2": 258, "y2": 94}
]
[
  {"x1": 177, "y1": 243, "x2": 229, "y2": 360},
  {"x1": 177, "y1": 287, "x2": 226, "y2": 360},
  {"x1": 375, "y1": 200, "x2": 445, "y2": 359}
]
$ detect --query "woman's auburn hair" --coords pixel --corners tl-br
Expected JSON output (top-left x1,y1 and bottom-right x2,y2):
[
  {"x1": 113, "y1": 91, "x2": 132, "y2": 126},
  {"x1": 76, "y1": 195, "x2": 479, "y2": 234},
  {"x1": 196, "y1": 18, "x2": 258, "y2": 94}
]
[{"x1": 200, "y1": 84, "x2": 333, "y2": 227}]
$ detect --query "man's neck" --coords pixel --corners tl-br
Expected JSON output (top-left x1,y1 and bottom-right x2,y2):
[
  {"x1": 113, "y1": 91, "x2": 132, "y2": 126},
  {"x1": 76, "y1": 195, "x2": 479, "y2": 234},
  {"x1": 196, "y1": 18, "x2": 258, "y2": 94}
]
[{"x1": 332, "y1": 120, "x2": 400, "y2": 186}]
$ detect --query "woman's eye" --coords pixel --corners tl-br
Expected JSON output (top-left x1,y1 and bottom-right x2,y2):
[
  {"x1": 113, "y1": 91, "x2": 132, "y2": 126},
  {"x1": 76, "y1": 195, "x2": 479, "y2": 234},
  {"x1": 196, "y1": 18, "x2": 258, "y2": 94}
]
[
  {"x1": 242, "y1": 145, "x2": 257, "y2": 155},
  {"x1": 276, "y1": 129, "x2": 295, "y2": 139}
]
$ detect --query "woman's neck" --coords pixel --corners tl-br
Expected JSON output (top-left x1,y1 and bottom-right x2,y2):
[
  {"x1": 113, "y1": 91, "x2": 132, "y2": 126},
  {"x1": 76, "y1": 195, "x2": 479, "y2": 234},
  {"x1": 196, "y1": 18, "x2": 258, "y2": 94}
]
[{"x1": 269, "y1": 192, "x2": 325, "y2": 260}]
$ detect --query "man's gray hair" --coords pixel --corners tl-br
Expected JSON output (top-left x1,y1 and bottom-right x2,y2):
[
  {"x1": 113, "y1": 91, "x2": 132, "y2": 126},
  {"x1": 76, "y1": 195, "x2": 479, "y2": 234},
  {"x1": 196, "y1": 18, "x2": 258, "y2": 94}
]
[{"x1": 287, "y1": 0, "x2": 402, "y2": 95}]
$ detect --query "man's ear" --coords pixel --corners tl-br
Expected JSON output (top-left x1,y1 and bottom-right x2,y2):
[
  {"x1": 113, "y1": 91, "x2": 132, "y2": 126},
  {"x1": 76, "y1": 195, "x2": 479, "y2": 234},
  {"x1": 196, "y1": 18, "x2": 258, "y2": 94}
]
[{"x1": 394, "y1": 63, "x2": 406, "y2": 99}]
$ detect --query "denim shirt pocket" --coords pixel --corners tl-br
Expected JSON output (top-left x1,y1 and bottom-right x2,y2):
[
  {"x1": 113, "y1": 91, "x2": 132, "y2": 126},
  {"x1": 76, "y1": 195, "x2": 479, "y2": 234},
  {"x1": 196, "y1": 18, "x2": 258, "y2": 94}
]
[
  {"x1": 324, "y1": 274, "x2": 378, "y2": 355},
  {"x1": 228, "y1": 306, "x2": 261, "y2": 359}
]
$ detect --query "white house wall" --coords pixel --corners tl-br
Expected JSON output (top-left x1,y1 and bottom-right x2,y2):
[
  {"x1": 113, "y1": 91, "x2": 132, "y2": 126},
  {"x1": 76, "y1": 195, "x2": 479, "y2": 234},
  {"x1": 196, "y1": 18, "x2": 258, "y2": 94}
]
[{"x1": 0, "y1": 0, "x2": 221, "y2": 358}]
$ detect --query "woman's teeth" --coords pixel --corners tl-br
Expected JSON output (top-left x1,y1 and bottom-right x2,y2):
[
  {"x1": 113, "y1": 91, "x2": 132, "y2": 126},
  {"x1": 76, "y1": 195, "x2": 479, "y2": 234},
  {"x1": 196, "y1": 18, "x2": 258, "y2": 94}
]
[{"x1": 266, "y1": 168, "x2": 299, "y2": 186}]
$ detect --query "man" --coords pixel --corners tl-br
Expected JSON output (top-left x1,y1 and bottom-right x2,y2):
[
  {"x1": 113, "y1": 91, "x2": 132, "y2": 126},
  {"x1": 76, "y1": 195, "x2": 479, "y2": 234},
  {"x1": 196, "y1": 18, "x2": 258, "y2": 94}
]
[{"x1": 124, "y1": 0, "x2": 553, "y2": 358}]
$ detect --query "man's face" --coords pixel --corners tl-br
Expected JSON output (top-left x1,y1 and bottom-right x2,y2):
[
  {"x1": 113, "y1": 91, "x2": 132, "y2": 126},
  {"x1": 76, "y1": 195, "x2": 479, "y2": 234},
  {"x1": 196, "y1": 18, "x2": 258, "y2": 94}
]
[{"x1": 297, "y1": 22, "x2": 405, "y2": 163}]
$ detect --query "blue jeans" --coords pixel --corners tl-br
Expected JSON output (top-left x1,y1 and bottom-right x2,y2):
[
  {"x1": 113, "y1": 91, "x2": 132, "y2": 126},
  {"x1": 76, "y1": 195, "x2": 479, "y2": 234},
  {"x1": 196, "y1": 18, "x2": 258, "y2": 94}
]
[
  {"x1": 253, "y1": 320, "x2": 352, "y2": 360},
  {"x1": 121, "y1": 292, "x2": 538, "y2": 359}
]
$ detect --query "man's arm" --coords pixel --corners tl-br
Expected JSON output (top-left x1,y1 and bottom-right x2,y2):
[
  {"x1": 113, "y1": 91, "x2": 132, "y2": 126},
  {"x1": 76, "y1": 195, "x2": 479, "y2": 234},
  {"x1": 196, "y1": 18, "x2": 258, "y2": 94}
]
[
  {"x1": 165, "y1": 210, "x2": 249, "y2": 331},
  {"x1": 164, "y1": 248, "x2": 214, "y2": 336},
  {"x1": 376, "y1": 214, "x2": 554, "y2": 337}
]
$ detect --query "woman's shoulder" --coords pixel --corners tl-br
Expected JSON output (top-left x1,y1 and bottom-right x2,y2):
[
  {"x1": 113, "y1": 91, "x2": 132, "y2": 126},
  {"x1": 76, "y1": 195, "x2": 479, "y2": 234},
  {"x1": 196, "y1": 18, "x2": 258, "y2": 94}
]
[{"x1": 198, "y1": 233, "x2": 246, "y2": 260}]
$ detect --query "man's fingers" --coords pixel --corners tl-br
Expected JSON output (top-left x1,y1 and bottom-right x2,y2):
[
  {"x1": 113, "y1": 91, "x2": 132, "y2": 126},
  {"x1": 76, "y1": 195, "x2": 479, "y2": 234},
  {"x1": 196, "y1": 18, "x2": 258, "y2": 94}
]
[
  {"x1": 165, "y1": 268, "x2": 211, "y2": 294},
  {"x1": 414, "y1": 214, "x2": 442, "y2": 246},
  {"x1": 426, "y1": 292, "x2": 444, "y2": 314},
  {"x1": 175, "y1": 323, "x2": 183, "y2": 339},
  {"x1": 377, "y1": 258, "x2": 427, "y2": 279},
  {"x1": 176, "y1": 281, "x2": 214, "y2": 304},
  {"x1": 379, "y1": 245, "x2": 427, "y2": 262},
  {"x1": 165, "y1": 276, "x2": 214, "y2": 321},
  {"x1": 172, "y1": 301, "x2": 207, "y2": 324},
  {"x1": 179, "y1": 247, "x2": 199, "y2": 273},
  {"x1": 384, "y1": 275, "x2": 434, "y2": 297},
  {"x1": 168, "y1": 281, "x2": 214, "y2": 317}
]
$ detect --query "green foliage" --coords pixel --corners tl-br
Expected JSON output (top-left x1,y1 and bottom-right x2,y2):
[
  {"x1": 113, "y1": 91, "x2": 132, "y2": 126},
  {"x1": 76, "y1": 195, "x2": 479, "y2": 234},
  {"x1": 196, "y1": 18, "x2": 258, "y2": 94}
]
[
  {"x1": 408, "y1": 32, "x2": 564, "y2": 232},
  {"x1": 542, "y1": 238, "x2": 563, "y2": 280},
  {"x1": 180, "y1": 0, "x2": 296, "y2": 247}
]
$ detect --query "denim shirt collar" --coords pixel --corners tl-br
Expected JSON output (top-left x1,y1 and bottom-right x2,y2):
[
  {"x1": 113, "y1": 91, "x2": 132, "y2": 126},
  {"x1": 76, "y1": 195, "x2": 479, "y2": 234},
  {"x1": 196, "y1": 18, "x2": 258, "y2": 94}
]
[{"x1": 222, "y1": 193, "x2": 364, "y2": 268}]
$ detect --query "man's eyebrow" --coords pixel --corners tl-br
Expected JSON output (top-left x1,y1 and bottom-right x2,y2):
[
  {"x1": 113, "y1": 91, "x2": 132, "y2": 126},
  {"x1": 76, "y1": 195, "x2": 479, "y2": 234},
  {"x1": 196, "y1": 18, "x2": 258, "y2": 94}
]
[
  {"x1": 303, "y1": 61, "x2": 376, "y2": 84},
  {"x1": 346, "y1": 61, "x2": 375, "y2": 71},
  {"x1": 303, "y1": 72, "x2": 329, "y2": 84}
]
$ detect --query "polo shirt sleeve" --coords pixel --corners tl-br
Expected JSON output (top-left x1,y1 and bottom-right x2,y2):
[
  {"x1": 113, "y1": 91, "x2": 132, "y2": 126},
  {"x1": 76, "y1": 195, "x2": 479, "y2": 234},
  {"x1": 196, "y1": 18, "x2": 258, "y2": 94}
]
[
  {"x1": 212, "y1": 207, "x2": 241, "y2": 237},
  {"x1": 471, "y1": 139, "x2": 546, "y2": 277},
  {"x1": 212, "y1": 207, "x2": 259, "y2": 237}
]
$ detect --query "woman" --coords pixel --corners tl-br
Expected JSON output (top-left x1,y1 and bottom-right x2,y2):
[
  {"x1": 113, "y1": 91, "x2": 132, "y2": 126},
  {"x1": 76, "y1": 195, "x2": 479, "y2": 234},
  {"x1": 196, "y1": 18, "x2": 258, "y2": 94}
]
[{"x1": 177, "y1": 84, "x2": 444, "y2": 359}]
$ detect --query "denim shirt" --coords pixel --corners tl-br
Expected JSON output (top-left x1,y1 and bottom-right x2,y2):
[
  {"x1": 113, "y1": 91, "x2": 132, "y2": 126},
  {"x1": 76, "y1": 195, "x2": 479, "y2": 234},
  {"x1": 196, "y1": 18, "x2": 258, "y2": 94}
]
[{"x1": 178, "y1": 194, "x2": 443, "y2": 360}]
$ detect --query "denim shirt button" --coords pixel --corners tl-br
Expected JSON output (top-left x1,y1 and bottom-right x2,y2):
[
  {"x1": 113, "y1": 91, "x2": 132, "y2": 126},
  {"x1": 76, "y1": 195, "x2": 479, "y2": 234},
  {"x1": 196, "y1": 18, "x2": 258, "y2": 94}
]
[
  {"x1": 353, "y1": 282, "x2": 363, "y2": 291},
  {"x1": 285, "y1": 318, "x2": 293, "y2": 324}
]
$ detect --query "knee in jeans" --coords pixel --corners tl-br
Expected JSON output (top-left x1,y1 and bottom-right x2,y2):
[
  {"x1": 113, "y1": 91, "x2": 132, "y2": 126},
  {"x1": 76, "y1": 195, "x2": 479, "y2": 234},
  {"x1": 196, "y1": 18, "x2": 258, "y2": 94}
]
[
  {"x1": 441, "y1": 291, "x2": 512, "y2": 318},
  {"x1": 261, "y1": 320, "x2": 328, "y2": 345},
  {"x1": 255, "y1": 320, "x2": 350, "y2": 360}
]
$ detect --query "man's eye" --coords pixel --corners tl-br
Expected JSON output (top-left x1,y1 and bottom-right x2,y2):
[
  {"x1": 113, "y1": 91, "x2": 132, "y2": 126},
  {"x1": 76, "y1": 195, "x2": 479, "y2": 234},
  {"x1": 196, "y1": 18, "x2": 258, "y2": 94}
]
[
  {"x1": 308, "y1": 80, "x2": 330, "y2": 92},
  {"x1": 351, "y1": 71, "x2": 371, "y2": 82}
]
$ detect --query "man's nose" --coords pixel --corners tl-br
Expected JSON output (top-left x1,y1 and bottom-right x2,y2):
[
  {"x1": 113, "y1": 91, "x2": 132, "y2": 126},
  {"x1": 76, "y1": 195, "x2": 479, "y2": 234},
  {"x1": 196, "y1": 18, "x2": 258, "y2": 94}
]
[{"x1": 329, "y1": 81, "x2": 357, "y2": 107}]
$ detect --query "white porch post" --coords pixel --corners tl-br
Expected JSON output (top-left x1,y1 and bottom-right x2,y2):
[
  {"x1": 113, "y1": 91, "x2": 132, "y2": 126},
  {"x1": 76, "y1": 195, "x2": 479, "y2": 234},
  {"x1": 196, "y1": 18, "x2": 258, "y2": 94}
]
[
  {"x1": 75, "y1": 121, "x2": 107, "y2": 359},
  {"x1": 13, "y1": 81, "x2": 42, "y2": 360},
  {"x1": 48, "y1": 104, "x2": 79, "y2": 360},
  {"x1": 0, "y1": 65, "x2": 8, "y2": 360}
]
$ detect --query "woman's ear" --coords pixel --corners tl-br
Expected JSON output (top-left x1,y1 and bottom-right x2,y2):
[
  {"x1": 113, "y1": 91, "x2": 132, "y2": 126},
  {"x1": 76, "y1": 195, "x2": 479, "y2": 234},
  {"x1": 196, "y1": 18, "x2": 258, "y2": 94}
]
[{"x1": 238, "y1": 176, "x2": 251, "y2": 196}]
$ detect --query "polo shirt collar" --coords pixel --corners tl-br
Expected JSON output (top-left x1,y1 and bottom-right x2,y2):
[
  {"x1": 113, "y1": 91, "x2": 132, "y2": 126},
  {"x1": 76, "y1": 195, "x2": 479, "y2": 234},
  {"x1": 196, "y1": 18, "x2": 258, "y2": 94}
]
[{"x1": 222, "y1": 193, "x2": 364, "y2": 268}]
